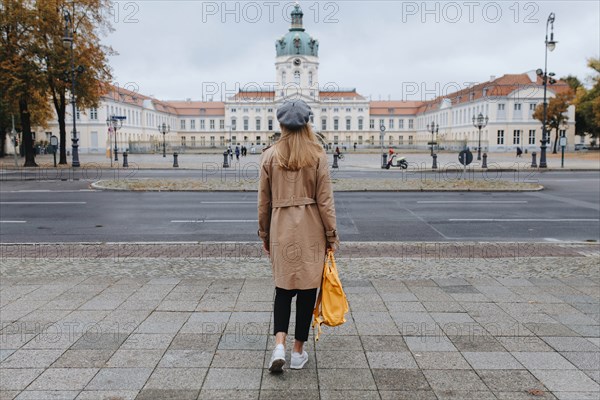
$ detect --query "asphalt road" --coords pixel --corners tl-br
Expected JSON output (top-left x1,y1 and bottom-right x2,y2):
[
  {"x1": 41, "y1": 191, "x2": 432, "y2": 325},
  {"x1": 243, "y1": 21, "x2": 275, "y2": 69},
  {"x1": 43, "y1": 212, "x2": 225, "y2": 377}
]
[{"x1": 1, "y1": 172, "x2": 598, "y2": 243}]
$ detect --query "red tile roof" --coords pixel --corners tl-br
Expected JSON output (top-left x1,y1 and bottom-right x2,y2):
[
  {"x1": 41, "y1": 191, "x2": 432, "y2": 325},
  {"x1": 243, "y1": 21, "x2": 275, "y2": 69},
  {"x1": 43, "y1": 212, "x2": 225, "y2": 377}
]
[{"x1": 369, "y1": 101, "x2": 424, "y2": 115}]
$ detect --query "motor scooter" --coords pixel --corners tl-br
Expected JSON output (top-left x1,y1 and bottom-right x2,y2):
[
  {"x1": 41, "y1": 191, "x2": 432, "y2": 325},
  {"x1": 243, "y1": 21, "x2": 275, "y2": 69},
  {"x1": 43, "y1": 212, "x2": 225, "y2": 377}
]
[{"x1": 385, "y1": 153, "x2": 408, "y2": 169}]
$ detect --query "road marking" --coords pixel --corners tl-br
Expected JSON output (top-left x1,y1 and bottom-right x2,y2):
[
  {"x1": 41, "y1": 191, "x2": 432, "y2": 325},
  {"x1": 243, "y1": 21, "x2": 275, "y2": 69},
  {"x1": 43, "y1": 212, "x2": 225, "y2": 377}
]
[
  {"x1": 449, "y1": 218, "x2": 600, "y2": 222},
  {"x1": 420, "y1": 201, "x2": 530, "y2": 205},
  {"x1": 0, "y1": 202, "x2": 87, "y2": 205},
  {"x1": 171, "y1": 219, "x2": 258, "y2": 223},
  {"x1": 0, "y1": 220, "x2": 26, "y2": 224},
  {"x1": 199, "y1": 201, "x2": 256, "y2": 204},
  {"x1": 9, "y1": 190, "x2": 97, "y2": 193}
]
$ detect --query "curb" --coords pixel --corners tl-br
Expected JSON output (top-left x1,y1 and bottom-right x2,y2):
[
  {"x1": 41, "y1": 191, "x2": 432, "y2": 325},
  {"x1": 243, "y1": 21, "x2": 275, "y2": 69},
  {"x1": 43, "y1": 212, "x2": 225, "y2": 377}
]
[{"x1": 89, "y1": 181, "x2": 544, "y2": 193}]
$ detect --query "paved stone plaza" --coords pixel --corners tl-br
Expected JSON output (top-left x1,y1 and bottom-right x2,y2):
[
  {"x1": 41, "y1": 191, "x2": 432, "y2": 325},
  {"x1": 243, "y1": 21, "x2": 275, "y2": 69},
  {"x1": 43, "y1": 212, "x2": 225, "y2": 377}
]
[{"x1": 1, "y1": 242, "x2": 598, "y2": 399}]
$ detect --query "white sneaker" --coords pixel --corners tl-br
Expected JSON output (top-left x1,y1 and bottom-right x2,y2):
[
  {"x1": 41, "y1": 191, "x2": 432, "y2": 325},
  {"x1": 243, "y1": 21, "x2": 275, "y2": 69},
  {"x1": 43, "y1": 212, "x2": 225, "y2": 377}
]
[
  {"x1": 268, "y1": 344, "x2": 285, "y2": 373},
  {"x1": 290, "y1": 350, "x2": 308, "y2": 369}
]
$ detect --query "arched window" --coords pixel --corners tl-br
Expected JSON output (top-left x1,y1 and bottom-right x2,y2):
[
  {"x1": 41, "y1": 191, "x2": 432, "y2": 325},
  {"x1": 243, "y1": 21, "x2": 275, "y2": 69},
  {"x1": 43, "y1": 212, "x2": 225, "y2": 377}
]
[
  {"x1": 282, "y1": 71, "x2": 286, "y2": 85},
  {"x1": 294, "y1": 71, "x2": 300, "y2": 85},
  {"x1": 308, "y1": 71, "x2": 313, "y2": 86}
]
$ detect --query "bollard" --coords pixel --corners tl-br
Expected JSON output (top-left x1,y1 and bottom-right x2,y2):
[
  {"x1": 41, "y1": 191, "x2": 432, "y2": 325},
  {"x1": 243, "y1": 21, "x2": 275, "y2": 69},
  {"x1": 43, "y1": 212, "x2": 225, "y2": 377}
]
[
  {"x1": 223, "y1": 151, "x2": 230, "y2": 168},
  {"x1": 432, "y1": 154, "x2": 438, "y2": 169},
  {"x1": 332, "y1": 154, "x2": 339, "y2": 168},
  {"x1": 381, "y1": 153, "x2": 388, "y2": 169},
  {"x1": 482, "y1": 153, "x2": 487, "y2": 169},
  {"x1": 173, "y1": 152, "x2": 179, "y2": 168},
  {"x1": 531, "y1": 151, "x2": 537, "y2": 168},
  {"x1": 123, "y1": 151, "x2": 129, "y2": 168}
]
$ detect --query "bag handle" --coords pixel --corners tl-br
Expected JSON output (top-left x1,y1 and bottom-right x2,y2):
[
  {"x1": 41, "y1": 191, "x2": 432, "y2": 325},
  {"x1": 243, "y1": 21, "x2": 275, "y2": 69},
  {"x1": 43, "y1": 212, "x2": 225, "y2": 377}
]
[{"x1": 312, "y1": 250, "x2": 335, "y2": 341}]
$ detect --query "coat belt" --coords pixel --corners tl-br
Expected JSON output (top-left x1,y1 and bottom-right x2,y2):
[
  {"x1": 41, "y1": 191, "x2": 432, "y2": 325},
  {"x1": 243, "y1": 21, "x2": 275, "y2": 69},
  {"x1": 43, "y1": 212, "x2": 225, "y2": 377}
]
[{"x1": 272, "y1": 197, "x2": 316, "y2": 208}]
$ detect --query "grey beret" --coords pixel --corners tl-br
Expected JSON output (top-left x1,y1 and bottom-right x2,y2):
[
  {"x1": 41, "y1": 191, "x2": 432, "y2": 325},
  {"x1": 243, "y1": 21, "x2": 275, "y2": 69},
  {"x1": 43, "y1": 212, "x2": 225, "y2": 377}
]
[{"x1": 276, "y1": 100, "x2": 313, "y2": 130}]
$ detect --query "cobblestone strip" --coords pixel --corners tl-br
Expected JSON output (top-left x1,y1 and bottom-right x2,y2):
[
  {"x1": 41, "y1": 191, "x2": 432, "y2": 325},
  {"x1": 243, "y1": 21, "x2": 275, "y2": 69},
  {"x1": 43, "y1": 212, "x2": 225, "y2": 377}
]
[
  {"x1": 1, "y1": 242, "x2": 597, "y2": 260},
  {"x1": 1, "y1": 257, "x2": 598, "y2": 281}
]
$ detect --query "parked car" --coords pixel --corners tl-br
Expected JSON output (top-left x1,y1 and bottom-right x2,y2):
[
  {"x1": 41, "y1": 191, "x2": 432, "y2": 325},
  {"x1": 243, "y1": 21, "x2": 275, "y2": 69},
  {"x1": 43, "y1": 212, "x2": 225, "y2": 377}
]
[{"x1": 574, "y1": 144, "x2": 589, "y2": 151}]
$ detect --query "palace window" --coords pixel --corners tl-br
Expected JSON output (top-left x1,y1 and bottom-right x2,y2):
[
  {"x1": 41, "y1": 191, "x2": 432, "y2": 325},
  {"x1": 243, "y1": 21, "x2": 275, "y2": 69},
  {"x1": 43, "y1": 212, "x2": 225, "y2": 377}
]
[
  {"x1": 389, "y1": 119, "x2": 394, "y2": 129},
  {"x1": 256, "y1": 118, "x2": 261, "y2": 131},
  {"x1": 181, "y1": 136, "x2": 186, "y2": 147},
  {"x1": 514, "y1": 103, "x2": 521, "y2": 111},
  {"x1": 498, "y1": 104, "x2": 505, "y2": 111},
  {"x1": 346, "y1": 118, "x2": 351, "y2": 130},
  {"x1": 219, "y1": 136, "x2": 225, "y2": 146},
  {"x1": 369, "y1": 119, "x2": 374, "y2": 129},
  {"x1": 346, "y1": 108, "x2": 351, "y2": 112},
  {"x1": 268, "y1": 118, "x2": 273, "y2": 131},
  {"x1": 529, "y1": 130, "x2": 536, "y2": 145},
  {"x1": 408, "y1": 135, "x2": 414, "y2": 145},
  {"x1": 408, "y1": 119, "x2": 414, "y2": 129},
  {"x1": 191, "y1": 136, "x2": 196, "y2": 147},
  {"x1": 231, "y1": 118, "x2": 236, "y2": 130},
  {"x1": 358, "y1": 135, "x2": 363, "y2": 145},
  {"x1": 200, "y1": 120, "x2": 205, "y2": 130},
  {"x1": 388, "y1": 135, "x2": 394, "y2": 145},
  {"x1": 243, "y1": 118, "x2": 249, "y2": 131},
  {"x1": 513, "y1": 130, "x2": 521, "y2": 145},
  {"x1": 210, "y1": 136, "x2": 215, "y2": 147},
  {"x1": 333, "y1": 135, "x2": 338, "y2": 144},
  {"x1": 358, "y1": 118, "x2": 363, "y2": 130},
  {"x1": 497, "y1": 130, "x2": 505, "y2": 145},
  {"x1": 334, "y1": 118, "x2": 339, "y2": 131},
  {"x1": 219, "y1": 120, "x2": 224, "y2": 130},
  {"x1": 294, "y1": 71, "x2": 300, "y2": 85},
  {"x1": 399, "y1": 136, "x2": 404, "y2": 145},
  {"x1": 309, "y1": 71, "x2": 313, "y2": 86},
  {"x1": 90, "y1": 108, "x2": 98, "y2": 120},
  {"x1": 180, "y1": 120, "x2": 186, "y2": 130},
  {"x1": 190, "y1": 120, "x2": 196, "y2": 130},
  {"x1": 399, "y1": 119, "x2": 404, "y2": 129},
  {"x1": 322, "y1": 118, "x2": 327, "y2": 131}
]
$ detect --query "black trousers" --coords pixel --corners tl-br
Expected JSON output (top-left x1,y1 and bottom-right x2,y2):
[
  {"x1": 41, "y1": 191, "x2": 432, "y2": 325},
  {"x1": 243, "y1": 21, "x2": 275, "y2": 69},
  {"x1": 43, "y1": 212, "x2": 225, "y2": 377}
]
[{"x1": 273, "y1": 287, "x2": 318, "y2": 342}]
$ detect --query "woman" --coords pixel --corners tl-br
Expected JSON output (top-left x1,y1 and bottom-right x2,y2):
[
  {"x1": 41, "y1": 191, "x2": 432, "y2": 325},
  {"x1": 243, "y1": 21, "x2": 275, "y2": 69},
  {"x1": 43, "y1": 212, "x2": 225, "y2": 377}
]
[{"x1": 258, "y1": 100, "x2": 339, "y2": 373}]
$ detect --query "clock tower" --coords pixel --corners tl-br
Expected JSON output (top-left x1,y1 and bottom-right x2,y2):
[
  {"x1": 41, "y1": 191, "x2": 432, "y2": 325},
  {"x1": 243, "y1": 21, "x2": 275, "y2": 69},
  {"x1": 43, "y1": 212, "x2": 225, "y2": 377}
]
[{"x1": 274, "y1": 3, "x2": 319, "y2": 101}]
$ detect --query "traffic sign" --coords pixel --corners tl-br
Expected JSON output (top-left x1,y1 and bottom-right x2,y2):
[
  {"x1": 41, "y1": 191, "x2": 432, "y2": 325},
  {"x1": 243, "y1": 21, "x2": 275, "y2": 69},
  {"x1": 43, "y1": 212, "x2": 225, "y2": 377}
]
[{"x1": 459, "y1": 149, "x2": 473, "y2": 166}]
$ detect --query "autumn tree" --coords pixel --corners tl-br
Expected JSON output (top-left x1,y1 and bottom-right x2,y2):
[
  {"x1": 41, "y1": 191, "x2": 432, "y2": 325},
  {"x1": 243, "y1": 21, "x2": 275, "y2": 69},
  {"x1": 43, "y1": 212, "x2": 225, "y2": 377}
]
[
  {"x1": 570, "y1": 58, "x2": 600, "y2": 144},
  {"x1": 0, "y1": 0, "x2": 52, "y2": 166},
  {"x1": 533, "y1": 91, "x2": 574, "y2": 154},
  {"x1": 35, "y1": 0, "x2": 113, "y2": 164}
]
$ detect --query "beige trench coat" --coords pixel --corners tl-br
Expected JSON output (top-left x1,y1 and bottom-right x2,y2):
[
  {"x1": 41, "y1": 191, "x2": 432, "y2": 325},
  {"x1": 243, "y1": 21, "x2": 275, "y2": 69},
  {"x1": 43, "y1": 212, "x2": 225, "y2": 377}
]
[{"x1": 258, "y1": 147, "x2": 339, "y2": 290}]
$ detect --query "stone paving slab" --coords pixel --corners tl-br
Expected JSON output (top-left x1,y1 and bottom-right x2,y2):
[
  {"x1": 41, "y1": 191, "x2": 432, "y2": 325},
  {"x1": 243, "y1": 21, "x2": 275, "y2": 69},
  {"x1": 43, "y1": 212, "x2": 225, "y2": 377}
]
[{"x1": 0, "y1": 244, "x2": 598, "y2": 399}]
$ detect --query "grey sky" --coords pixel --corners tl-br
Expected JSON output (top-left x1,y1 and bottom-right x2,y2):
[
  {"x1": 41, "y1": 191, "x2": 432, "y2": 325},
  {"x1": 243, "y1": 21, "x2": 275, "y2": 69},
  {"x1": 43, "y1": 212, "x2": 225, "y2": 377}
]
[{"x1": 103, "y1": 0, "x2": 599, "y2": 102}]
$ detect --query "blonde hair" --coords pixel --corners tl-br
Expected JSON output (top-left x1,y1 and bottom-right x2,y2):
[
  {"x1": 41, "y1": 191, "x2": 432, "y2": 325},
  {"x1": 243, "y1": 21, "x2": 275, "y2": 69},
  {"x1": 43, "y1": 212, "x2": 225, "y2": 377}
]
[{"x1": 273, "y1": 124, "x2": 324, "y2": 171}]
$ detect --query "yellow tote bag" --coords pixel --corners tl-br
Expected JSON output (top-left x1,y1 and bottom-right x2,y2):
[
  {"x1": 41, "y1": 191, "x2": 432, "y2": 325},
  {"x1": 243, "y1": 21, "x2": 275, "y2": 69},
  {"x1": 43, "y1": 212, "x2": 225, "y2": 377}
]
[{"x1": 312, "y1": 250, "x2": 349, "y2": 341}]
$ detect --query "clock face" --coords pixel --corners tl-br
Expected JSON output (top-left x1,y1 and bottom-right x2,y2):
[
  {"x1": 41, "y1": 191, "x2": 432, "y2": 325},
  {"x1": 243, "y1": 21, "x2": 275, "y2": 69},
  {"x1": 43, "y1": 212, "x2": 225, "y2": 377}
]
[{"x1": 293, "y1": 58, "x2": 301, "y2": 66}]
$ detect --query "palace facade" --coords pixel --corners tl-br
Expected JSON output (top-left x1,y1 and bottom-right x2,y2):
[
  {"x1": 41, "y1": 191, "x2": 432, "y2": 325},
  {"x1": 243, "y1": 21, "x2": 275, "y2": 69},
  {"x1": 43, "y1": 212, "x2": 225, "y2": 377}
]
[{"x1": 37, "y1": 4, "x2": 575, "y2": 155}]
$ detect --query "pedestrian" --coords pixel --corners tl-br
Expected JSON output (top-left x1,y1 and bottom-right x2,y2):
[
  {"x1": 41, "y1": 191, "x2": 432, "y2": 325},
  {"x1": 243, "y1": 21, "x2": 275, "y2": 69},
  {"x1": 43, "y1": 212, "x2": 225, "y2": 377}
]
[
  {"x1": 235, "y1": 146, "x2": 240, "y2": 161},
  {"x1": 353, "y1": 142, "x2": 357, "y2": 151},
  {"x1": 228, "y1": 146, "x2": 233, "y2": 162},
  {"x1": 258, "y1": 99, "x2": 339, "y2": 373},
  {"x1": 516, "y1": 147, "x2": 523, "y2": 157}
]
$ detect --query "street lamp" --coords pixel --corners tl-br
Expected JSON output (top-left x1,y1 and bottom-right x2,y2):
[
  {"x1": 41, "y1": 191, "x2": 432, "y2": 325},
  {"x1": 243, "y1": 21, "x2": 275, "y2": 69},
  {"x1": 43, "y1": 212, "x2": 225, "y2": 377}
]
[
  {"x1": 427, "y1": 121, "x2": 438, "y2": 157},
  {"x1": 62, "y1": 2, "x2": 84, "y2": 168},
  {"x1": 158, "y1": 122, "x2": 170, "y2": 157},
  {"x1": 379, "y1": 123, "x2": 386, "y2": 168},
  {"x1": 537, "y1": 12, "x2": 558, "y2": 168},
  {"x1": 472, "y1": 113, "x2": 489, "y2": 161},
  {"x1": 106, "y1": 116, "x2": 124, "y2": 162}
]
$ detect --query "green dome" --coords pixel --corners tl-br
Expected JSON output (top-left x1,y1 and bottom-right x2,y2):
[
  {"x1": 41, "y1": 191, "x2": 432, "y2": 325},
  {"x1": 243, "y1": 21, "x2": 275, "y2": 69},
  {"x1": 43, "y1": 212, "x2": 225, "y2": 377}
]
[{"x1": 275, "y1": 4, "x2": 318, "y2": 57}]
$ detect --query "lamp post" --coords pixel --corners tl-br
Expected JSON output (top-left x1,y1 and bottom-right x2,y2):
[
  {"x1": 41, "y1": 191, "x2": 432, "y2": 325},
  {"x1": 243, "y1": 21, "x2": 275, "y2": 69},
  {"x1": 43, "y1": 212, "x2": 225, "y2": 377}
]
[
  {"x1": 472, "y1": 113, "x2": 489, "y2": 161},
  {"x1": 537, "y1": 12, "x2": 558, "y2": 168},
  {"x1": 379, "y1": 123, "x2": 386, "y2": 168},
  {"x1": 106, "y1": 117, "x2": 113, "y2": 167},
  {"x1": 427, "y1": 121, "x2": 438, "y2": 157},
  {"x1": 62, "y1": 2, "x2": 84, "y2": 168},
  {"x1": 106, "y1": 116, "x2": 124, "y2": 163},
  {"x1": 158, "y1": 122, "x2": 170, "y2": 157}
]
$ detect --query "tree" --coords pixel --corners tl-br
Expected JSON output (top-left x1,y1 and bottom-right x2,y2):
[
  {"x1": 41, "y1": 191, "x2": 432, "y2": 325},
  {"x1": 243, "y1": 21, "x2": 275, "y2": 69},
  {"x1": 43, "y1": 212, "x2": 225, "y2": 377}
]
[
  {"x1": 0, "y1": 0, "x2": 51, "y2": 166},
  {"x1": 35, "y1": 0, "x2": 113, "y2": 164},
  {"x1": 0, "y1": 0, "x2": 113, "y2": 165},
  {"x1": 533, "y1": 92, "x2": 573, "y2": 154}
]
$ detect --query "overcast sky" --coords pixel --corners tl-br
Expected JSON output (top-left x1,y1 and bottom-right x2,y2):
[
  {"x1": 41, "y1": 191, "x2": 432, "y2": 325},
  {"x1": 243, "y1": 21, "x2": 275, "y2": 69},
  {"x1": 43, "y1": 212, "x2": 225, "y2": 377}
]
[{"x1": 102, "y1": 0, "x2": 599, "y2": 102}]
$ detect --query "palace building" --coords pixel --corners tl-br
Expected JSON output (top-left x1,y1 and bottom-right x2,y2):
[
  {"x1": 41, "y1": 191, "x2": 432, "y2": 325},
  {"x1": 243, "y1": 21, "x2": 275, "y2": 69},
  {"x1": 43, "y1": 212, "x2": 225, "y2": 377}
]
[{"x1": 38, "y1": 3, "x2": 575, "y2": 155}]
